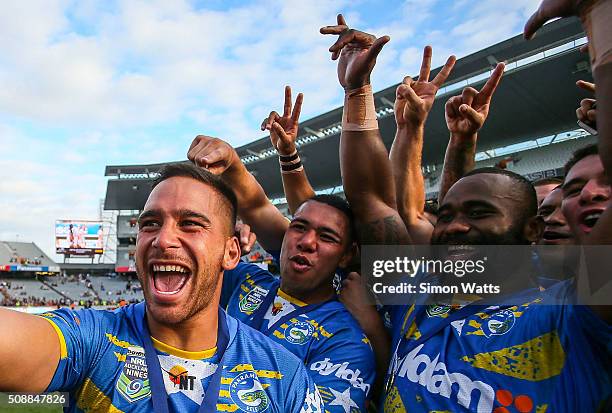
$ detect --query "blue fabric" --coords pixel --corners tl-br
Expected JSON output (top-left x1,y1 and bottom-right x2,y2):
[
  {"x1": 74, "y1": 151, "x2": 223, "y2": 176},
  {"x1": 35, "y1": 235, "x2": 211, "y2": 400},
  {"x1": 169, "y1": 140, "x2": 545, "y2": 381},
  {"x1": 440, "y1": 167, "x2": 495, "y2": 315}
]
[
  {"x1": 382, "y1": 281, "x2": 612, "y2": 412},
  {"x1": 223, "y1": 259, "x2": 376, "y2": 413},
  {"x1": 40, "y1": 304, "x2": 324, "y2": 413}
]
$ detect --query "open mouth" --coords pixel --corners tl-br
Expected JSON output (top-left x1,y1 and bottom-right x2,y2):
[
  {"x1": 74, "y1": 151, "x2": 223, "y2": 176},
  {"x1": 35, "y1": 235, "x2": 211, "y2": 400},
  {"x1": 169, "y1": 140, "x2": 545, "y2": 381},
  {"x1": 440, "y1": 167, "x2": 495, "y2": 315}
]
[
  {"x1": 581, "y1": 212, "x2": 602, "y2": 229},
  {"x1": 542, "y1": 230, "x2": 571, "y2": 241},
  {"x1": 289, "y1": 255, "x2": 313, "y2": 272},
  {"x1": 151, "y1": 264, "x2": 191, "y2": 295}
]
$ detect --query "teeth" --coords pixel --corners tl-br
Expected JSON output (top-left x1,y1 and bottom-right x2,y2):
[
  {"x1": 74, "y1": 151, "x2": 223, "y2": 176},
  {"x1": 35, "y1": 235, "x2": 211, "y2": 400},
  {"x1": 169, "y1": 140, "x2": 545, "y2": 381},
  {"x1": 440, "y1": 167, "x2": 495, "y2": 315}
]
[
  {"x1": 152, "y1": 264, "x2": 188, "y2": 273},
  {"x1": 585, "y1": 213, "x2": 601, "y2": 221}
]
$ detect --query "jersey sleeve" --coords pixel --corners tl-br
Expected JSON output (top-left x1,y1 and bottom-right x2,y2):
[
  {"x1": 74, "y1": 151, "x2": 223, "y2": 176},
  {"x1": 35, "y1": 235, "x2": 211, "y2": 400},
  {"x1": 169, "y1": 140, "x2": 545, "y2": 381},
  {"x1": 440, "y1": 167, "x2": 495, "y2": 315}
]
[
  {"x1": 306, "y1": 325, "x2": 376, "y2": 412},
  {"x1": 221, "y1": 260, "x2": 276, "y2": 308},
  {"x1": 285, "y1": 362, "x2": 325, "y2": 413},
  {"x1": 37, "y1": 308, "x2": 106, "y2": 392}
]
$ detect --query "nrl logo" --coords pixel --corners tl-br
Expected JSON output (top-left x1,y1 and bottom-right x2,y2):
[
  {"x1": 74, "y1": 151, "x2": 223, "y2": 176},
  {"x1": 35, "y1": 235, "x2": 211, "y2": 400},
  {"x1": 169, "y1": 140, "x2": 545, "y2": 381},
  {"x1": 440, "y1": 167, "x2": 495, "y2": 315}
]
[
  {"x1": 239, "y1": 286, "x2": 268, "y2": 314},
  {"x1": 116, "y1": 346, "x2": 151, "y2": 403}
]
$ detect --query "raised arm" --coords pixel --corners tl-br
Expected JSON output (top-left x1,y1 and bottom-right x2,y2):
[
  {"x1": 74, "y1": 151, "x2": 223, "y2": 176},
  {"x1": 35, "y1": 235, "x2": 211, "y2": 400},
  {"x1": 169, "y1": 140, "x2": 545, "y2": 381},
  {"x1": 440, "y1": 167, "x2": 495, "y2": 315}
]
[
  {"x1": 261, "y1": 86, "x2": 315, "y2": 214},
  {"x1": 321, "y1": 14, "x2": 410, "y2": 245},
  {"x1": 187, "y1": 136, "x2": 288, "y2": 251},
  {"x1": 0, "y1": 309, "x2": 60, "y2": 391},
  {"x1": 389, "y1": 46, "x2": 456, "y2": 244},
  {"x1": 437, "y1": 63, "x2": 505, "y2": 204}
]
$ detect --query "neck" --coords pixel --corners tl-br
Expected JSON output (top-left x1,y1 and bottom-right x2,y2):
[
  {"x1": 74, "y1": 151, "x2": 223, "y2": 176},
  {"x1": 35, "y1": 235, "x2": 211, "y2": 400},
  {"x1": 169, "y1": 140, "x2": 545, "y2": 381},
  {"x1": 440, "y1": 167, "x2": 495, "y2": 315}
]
[
  {"x1": 146, "y1": 305, "x2": 219, "y2": 352},
  {"x1": 279, "y1": 280, "x2": 335, "y2": 304}
]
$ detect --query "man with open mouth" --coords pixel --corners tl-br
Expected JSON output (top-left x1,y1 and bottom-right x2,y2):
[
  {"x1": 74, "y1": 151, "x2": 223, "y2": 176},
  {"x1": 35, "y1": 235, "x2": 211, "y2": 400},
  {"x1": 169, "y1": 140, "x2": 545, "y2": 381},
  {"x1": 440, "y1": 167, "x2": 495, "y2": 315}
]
[
  {"x1": 0, "y1": 162, "x2": 324, "y2": 413},
  {"x1": 187, "y1": 135, "x2": 376, "y2": 413}
]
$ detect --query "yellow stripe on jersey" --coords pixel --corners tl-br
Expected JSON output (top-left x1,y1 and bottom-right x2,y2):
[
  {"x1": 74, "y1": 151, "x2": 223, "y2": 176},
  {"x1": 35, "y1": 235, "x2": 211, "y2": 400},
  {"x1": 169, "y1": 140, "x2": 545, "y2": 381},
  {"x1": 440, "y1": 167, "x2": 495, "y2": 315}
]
[
  {"x1": 277, "y1": 289, "x2": 307, "y2": 307},
  {"x1": 40, "y1": 317, "x2": 67, "y2": 359},
  {"x1": 76, "y1": 378, "x2": 125, "y2": 413},
  {"x1": 151, "y1": 336, "x2": 217, "y2": 360},
  {"x1": 461, "y1": 330, "x2": 565, "y2": 381}
]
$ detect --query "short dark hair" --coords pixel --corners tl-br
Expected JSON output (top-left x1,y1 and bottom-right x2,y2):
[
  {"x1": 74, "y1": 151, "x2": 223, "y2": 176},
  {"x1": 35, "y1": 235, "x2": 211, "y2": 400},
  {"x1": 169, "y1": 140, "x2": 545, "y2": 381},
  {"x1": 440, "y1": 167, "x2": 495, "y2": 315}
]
[
  {"x1": 299, "y1": 194, "x2": 356, "y2": 244},
  {"x1": 152, "y1": 162, "x2": 238, "y2": 230},
  {"x1": 424, "y1": 199, "x2": 439, "y2": 216},
  {"x1": 463, "y1": 167, "x2": 538, "y2": 220},
  {"x1": 533, "y1": 177, "x2": 564, "y2": 187},
  {"x1": 564, "y1": 143, "x2": 599, "y2": 175}
]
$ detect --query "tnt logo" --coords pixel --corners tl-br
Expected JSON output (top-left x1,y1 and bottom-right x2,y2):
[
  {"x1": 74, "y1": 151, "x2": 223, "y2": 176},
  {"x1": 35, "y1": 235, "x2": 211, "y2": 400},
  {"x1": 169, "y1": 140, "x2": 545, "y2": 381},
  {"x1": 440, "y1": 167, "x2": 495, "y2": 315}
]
[
  {"x1": 493, "y1": 390, "x2": 534, "y2": 413},
  {"x1": 167, "y1": 365, "x2": 196, "y2": 391}
]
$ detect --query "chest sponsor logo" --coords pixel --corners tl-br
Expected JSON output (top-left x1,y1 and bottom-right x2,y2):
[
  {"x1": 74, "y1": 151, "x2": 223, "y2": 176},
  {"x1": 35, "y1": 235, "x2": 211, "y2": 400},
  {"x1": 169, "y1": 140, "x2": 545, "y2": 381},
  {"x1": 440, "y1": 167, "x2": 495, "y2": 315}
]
[
  {"x1": 239, "y1": 285, "x2": 268, "y2": 313},
  {"x1": 285, "y1": 321, "x2": 315, "y2": 345},
  {"x1": 229, "y1": 371, "x2": 270, "y2": 412},
  {"x1": 482, "y1": 309, "x2": 515, "y2": 338},
  {"x1": 390, "y1": 344, "x2": 494, "y2": 412},
  {"x1": 310, "y1": 358, "x2": 371, "y2": 395},
  {"x1": 116, "y1": 346, "x2": 151, "y2": 403}
]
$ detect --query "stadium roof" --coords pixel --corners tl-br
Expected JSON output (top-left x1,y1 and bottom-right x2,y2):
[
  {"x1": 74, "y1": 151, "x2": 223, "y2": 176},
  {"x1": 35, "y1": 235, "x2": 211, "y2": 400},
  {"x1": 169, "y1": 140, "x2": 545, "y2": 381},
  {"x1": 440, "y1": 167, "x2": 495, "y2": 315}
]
[{"x1": 105, "y1": 18, "x2": 591, "y2": 210}]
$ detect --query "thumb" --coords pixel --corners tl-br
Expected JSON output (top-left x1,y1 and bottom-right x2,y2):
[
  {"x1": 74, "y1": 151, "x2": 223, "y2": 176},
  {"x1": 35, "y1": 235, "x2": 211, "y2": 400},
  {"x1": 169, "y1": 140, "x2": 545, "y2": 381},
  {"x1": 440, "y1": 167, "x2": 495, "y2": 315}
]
[
  {"x1": 524, "y1": 9, "x2": 547, "y2": 40},
  {"x1": 366, "y1": 35, "x2": 390, "y2": 61}
]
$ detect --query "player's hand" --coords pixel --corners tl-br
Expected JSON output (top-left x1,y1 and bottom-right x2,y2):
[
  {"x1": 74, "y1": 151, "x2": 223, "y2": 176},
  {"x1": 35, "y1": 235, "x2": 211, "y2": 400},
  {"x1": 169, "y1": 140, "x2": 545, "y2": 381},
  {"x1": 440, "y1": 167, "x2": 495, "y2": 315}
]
[
  {"x1": 320, "y1": 14, "x2": 390, "y2": 91},
  {"x1": 187, "y1": 135, "x2": 240, "y2": 175},
  {"x1": 576, "y1": 80, "x2": 597, "y2": 124},
  {"x1": 445, "y1": 63, "x2": 505, "y2": 138},
  {"x1": 395, "y1": 46, "x2": 456, "y2": 129},
  {"x1": 339, "y1": 272, "x2": 374, "y2": 319},
  {"x1": 261, "y1": 86, "x2": 303, "y2": 156},
  {"x1": 235, "y1": 222, "x2": 257, "y2": 255},
  {"x1": 524, "y1": 0, "x2": 587, "y2": 39}
]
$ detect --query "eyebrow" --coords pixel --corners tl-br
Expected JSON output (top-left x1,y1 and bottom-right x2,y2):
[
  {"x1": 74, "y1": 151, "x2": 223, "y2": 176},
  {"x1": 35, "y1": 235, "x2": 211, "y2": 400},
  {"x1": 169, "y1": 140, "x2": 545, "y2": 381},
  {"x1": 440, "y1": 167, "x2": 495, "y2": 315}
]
[
  {"x1": 291, "y1": 217, "x2": 342, "y2": 239},
  {"x1": 438, "y1": 199, "x2": 498, "y2": 213},
  {"x1": 561, "y1": 178, "x2": 585, "y2": 191},
  {"x1": 138, "y1": 209, "x2": 211, "y2": 224}
]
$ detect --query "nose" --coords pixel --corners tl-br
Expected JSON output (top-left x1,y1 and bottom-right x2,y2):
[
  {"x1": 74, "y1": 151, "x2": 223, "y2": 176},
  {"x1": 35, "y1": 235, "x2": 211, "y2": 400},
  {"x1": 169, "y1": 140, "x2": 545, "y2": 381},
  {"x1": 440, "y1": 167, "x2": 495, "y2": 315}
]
[
  {"x1": 579, "y1": 179, "x2": 610, "y2": 206},
  {"x1": 444, "y1": 217, "x2": 471, "y2": 236},
  {"x1": 544, "y1": 208, "x2": 566, "y2": 227},
  {"x1": 152, "y1": 223, "x2": 181, "y2": 250},
  {"x1": 297, "y1": 229, "x2": 317, "y2": 253}
]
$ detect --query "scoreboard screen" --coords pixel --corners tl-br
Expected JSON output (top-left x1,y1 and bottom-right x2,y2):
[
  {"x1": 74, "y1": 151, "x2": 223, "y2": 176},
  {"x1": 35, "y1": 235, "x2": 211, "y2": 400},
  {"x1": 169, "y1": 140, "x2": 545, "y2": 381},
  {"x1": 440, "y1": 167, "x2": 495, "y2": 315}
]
[{"x1": 55, "y1": 220, "x2": 104, "y2": 255}]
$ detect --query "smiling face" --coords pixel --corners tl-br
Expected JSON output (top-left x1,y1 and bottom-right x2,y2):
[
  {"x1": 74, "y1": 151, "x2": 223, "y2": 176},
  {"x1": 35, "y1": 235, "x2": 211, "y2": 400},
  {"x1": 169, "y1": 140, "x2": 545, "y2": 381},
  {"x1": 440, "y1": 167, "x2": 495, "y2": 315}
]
[
  {"x1": 432, "y1": 173, "x2": 536, "y2": 249},
  {"x1": 135, "y1": 176, "x2": 239, "y2": 326},
  {"x1": 538, "y1": 187, "x2": 574, "y2": 245},
  {"x1": 561, "y1": 154, "x2": 611, "y2": 244},
  {"x1": 279, "y1": 200, "x2": 353, "y2": 302}
]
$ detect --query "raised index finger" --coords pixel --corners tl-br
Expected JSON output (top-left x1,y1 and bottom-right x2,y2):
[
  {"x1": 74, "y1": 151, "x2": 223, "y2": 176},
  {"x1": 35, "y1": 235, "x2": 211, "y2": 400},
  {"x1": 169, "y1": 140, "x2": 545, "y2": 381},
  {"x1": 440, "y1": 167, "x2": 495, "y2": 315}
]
[
  {"x1": 283, "y1": 86, "x2": 292, "y2": 117},
  {"x1": 320, "y1": 25, "x2": 348, "y2": 35},
  {"x1": 479, "y1": 62, "x2": 505, "y2": 102},
  {"x1": 419, "y1": 46, "x2": 432, "y2": 81}
]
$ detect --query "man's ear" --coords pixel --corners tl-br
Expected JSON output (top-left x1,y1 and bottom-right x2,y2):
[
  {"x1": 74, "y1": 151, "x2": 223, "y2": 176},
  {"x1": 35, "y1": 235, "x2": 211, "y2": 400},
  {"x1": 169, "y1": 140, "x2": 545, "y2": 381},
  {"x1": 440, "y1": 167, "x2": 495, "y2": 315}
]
[
  {"x1": 524, "y1": 215, "x2": 544, "y2": 244},
  {"x1": 339, "y1": 242, "x2": 359, "y2": 269},
  {"x1": 222, "y1": 236, "x2": 241, "y2": 271}
]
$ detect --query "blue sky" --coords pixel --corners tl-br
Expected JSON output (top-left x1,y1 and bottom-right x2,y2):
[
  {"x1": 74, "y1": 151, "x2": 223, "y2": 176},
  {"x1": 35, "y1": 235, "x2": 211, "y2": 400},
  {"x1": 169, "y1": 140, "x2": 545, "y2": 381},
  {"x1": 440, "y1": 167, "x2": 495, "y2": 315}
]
[{"x1": 0, "y1": 0, "x2": 542, "y2": 260}]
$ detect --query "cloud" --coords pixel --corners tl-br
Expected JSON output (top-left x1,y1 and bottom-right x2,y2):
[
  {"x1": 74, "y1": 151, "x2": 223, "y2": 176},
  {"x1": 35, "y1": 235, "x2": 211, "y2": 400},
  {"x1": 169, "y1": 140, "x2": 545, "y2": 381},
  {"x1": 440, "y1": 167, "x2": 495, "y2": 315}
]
[{"x1": 0, "y1": 0, "x2": 546, "y2": 260}]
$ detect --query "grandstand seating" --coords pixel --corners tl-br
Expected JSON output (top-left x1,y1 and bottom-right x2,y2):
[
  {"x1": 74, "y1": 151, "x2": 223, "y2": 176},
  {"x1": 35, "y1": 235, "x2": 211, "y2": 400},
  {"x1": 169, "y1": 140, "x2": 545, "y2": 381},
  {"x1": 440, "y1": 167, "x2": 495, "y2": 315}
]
[{"x1": 0, "y1": 241, "x2": 57, "y2": 267}]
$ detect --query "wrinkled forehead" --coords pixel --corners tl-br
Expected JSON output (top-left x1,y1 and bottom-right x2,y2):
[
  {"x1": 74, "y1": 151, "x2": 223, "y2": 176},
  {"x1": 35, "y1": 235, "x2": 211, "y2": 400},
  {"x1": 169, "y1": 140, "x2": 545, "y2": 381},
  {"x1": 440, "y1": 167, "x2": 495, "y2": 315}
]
[
  {"x1": 442, "y1": 173, "x2": 516, "y2": 208},
  {"x1": 144, "y1": 176, "x2": 226, "y2": 217}
]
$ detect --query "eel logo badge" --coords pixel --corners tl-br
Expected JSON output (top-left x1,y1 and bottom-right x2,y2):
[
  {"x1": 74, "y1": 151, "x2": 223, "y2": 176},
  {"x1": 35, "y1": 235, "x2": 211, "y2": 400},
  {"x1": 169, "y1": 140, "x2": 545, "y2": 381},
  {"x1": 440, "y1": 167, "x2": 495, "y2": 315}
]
[{"x1": 229, "y1": 371, "x2": 270, "y2": 412}]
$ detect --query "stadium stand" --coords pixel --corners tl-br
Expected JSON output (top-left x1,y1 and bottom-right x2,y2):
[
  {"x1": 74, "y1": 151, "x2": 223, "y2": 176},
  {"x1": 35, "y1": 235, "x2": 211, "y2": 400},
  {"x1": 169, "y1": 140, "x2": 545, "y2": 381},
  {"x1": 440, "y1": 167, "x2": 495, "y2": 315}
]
[{"x1": 0, "y1": 241, "x2": 58, "y2": 270}]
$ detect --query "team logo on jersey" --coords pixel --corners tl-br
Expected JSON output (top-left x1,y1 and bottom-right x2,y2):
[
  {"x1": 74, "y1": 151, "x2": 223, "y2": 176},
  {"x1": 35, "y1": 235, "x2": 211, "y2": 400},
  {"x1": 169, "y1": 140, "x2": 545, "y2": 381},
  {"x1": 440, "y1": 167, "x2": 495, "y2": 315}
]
[
  {"x1": 426, "y1": 304, "x2": 451, "y2": 317},
  {"x1": 239, "y1": 285, "x2": 268, "y2": 314},
  {"x1": 285, "y1": 321, "x2": 315, "y2": 345},
  {"x1": 482, "y1": 309, "x2": 516, "y2": 337},
  {"x1": 229, "y1": 371, "x2": 270, "y2": 412},
  {"x1": 116, "y1": 346, "x2": 151, "y2": 403}
]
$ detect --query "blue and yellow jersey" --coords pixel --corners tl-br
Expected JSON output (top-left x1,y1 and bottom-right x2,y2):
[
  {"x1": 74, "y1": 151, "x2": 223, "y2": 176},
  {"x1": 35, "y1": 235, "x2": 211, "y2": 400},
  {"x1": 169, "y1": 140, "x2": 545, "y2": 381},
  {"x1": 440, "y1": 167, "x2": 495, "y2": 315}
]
[
  {"x1": 39, "y1": 303, "x2": 325, "y2": 413},
  {"x1": 221, "y1": 260, "x2": 376, "y2": 413},
  {"x1": 383, "y1": 281, "x2": 611, "y2": 412}
]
